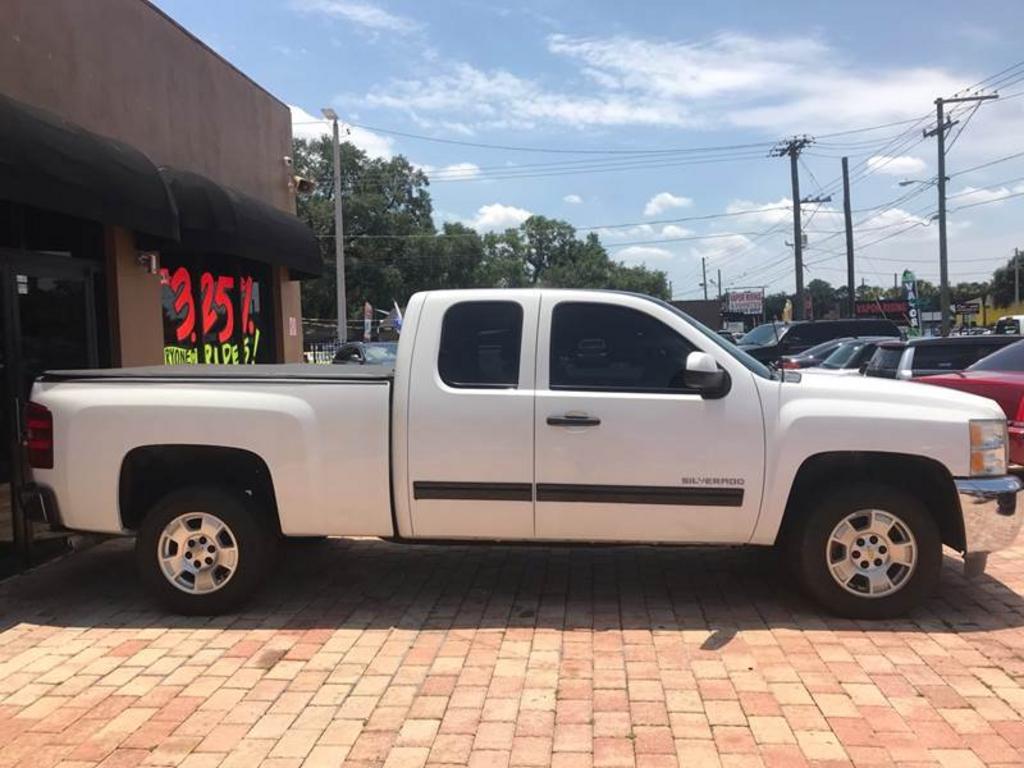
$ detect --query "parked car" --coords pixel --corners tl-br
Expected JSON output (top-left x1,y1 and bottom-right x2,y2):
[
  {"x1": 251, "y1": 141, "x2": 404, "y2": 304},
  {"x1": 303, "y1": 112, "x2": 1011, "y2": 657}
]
[
  {"x1": 919, "y1": 339, "x2": 1024, "y2": 466},
  {"x1": 801, "y1": 337, "x2": 892, "y2": 376},
  {"x1": 865, "y1": 335, "x2": 1022, "y2": 379},
  {"x1": 738, "y1": 318, "x2": 901, "y2": 364},
  {"x1": 780, "y1": 337, "x2": 852, "y2": 370},
  {"x1": 25, "y1": 289, "x2": 1022, "y2": 619},
  {"x1": 333, "y1": 341, "x2": 398, "y2": 365},
  {"x1": 995, "y1": 315, "x2": 1024, "y2": 335}
]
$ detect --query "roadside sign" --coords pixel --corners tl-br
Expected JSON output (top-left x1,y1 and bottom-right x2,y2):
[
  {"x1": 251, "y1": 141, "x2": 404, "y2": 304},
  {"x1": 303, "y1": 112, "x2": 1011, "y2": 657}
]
[{"x1": 726, "y1": 289, "x2": 764, "y2": 315}]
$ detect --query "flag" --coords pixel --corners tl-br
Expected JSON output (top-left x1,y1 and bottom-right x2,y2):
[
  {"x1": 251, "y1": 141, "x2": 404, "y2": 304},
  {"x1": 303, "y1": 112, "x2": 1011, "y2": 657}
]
[{"x1": 389, "y1": 301, "x2": 403, "y2": 332}]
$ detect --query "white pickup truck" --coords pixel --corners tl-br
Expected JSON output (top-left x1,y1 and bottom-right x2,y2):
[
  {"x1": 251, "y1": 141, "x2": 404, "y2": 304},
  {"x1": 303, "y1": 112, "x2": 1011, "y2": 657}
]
[{"x1": 24, "y1": 289, "x2": 1023, "y2": 618}]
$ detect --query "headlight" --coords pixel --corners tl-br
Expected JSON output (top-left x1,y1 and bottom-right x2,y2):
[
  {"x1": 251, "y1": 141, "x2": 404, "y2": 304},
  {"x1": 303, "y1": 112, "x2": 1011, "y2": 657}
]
[{"x1": 970, "y1": 419, "x2": 1008, "y2": 476}]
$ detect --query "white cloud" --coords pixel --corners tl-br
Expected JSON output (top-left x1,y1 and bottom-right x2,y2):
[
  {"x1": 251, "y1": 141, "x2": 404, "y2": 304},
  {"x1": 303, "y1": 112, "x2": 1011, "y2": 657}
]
[
  {"x1": 467, "y1": 203, "x2": 533, "y2": 231},
  {"x1": 950, "y1": 184, "x2": 1024, "y2": 207},
  {"x1": 593, "y1": 224, "x2": 655, "y2": 241},
  {"x1": 563, "y1": 194, "x2": 583, "y2": 204},
  {"x1": 290, "y1": 0, "x2": 419, "y2": 34},
  {"x1": 644, "y1": 192, "x2": 693, "y2": 217},
  {"x1": 418, "y1": 162, "x2": 481, "y2": 180},
  {"x1": 289, "y1": 105, "x2": 394, "y2": 159},
  {"x1": 725, "y1": 198, "x2": 796, "y2": 226},
  {"x1": 361, "y1": 31, "x2": 989, "y2": 136},
  {"x1": 866, "y1": 155, "x2": 928, "y2": 176},
  {"x1": 661, "y1": 225, "x2": 694, "y2": 238},
  {"x1": 616, "y1": 246, "x2": 675, "y2": 263}
]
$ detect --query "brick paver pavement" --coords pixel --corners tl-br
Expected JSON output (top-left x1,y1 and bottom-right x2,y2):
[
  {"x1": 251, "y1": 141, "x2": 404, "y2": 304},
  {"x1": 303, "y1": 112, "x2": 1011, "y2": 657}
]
[{"x1": 1, "y1": 535, "x2": 1023, "y2": 768}]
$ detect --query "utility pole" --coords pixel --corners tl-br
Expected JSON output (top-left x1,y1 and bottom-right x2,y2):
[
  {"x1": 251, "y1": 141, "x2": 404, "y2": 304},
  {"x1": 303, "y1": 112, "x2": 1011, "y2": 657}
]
[
  {"x1": 322, "y1": 107, "x2": 347, "y2": 343},
  {"x1": 1015, "y1": 247, "x2": 1021, "y2": 305},
  {"x1": 717, "y1": 268, "x2": 723, "y2": 301},
  {"x1": 701, "y1": 257, "x2": 708, "y2": 300},
  {"x1": 841, "y1": 157, "x2": 855, "y2": 318},
  {"x1": 771, "y1": 136, "x2": 814, "y2": 320},
  {"x1": 924, "y1": 94, "x2": 997, "y2": 335}
]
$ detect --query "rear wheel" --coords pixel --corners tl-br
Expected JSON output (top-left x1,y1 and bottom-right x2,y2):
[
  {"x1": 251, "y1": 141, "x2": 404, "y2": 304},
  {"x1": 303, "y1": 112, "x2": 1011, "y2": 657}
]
[
  {"x1": 136, "y1": 486, "x2": 276, "y2": 615},
  {"x1": 787, "y1": 483, "x2": 941, "y2": 619}
]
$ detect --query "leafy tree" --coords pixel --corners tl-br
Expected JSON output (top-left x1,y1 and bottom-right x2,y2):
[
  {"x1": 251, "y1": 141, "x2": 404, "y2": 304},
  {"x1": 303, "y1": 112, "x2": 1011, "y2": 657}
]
[
  {"x1": 988, "y1": 254, "x2": 1022, "y2": 307},
  {"x1": 806, "y1": 278, "x2": 835, "y2": 319},
  {"x1": 292, "y1": 138, "x2": 670, "y2": 325}
]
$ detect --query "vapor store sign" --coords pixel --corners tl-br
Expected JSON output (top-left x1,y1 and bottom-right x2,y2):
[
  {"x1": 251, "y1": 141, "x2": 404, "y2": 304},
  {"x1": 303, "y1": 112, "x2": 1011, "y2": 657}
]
[{"x1": 160, "y1": 265, "x2": 265, "y2": 364}]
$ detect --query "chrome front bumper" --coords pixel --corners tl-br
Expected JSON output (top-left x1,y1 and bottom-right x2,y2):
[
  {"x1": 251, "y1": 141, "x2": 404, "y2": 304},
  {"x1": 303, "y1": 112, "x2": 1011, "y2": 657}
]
[{"x1": 956, "y1": 475, "x2": 1023, "y2": 575}]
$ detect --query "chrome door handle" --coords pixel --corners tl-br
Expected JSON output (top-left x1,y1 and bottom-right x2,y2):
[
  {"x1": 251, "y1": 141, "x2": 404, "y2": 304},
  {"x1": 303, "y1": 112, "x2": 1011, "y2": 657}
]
[{"x1": 547, "y1": 413, "x2": 601, "y2": 427}]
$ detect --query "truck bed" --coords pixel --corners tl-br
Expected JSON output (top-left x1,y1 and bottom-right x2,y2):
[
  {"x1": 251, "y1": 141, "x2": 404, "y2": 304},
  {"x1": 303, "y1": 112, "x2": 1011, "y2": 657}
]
[{"x1": 39, "y1": 364, "x2": 395, "y2": 382}]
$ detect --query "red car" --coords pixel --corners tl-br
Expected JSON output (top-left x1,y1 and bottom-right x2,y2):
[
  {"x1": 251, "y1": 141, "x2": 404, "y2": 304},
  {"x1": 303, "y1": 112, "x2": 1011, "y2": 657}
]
[{"x1": 919, "y1": 340, "x2": 1024, "y2": 465}]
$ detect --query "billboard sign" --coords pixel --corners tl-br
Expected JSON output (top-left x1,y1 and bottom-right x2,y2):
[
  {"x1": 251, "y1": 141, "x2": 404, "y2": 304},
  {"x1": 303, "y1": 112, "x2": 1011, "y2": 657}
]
[
  {"x1": 902, "y1": 269, "x2": 920, "y2": 334},
  {"x1": 726, "y1": 289, "x2": 764, "y2": 315}
]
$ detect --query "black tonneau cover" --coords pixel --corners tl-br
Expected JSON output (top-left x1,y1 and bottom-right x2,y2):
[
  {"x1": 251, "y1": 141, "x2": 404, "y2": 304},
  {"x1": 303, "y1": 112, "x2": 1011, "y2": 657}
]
[{"x1": 39, "y1": 364, "x2": 394, "y2": 383}]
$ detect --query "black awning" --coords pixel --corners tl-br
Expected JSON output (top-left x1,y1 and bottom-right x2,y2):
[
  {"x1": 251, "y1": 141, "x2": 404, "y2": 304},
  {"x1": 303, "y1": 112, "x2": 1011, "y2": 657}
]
[
  {"x1": 0, "y1": 93, "x2": 178, "y2": 240},
  {"x1": 155, "y1": 168, "x2": 322, "y2": 279}
]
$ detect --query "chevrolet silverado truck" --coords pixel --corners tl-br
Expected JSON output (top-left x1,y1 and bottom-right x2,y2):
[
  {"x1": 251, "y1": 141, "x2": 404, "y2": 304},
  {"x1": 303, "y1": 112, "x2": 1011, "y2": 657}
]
[{"x1": 23, "y1": 289, "x2": 1024, "y2": 618}]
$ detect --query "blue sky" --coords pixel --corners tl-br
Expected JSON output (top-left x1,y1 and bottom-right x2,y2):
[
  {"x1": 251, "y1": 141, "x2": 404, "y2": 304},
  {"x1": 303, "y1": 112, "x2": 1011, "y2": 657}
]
[{"x1": 154, "y1": 0, "x2": 1024, "y2": 298}]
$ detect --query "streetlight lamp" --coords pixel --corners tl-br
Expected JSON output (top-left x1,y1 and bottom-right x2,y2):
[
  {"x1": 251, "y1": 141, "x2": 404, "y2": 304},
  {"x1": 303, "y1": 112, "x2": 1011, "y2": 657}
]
[{"x1": 321, "y1": 107, "x2": 346, "y2": 343}]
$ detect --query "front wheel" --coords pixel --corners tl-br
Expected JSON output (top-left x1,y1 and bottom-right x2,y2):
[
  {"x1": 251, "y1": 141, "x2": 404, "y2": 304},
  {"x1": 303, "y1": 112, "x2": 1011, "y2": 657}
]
[
  {"x1": 135, "y1": 486, "x2": 277, "y2": 615},
  {"x1": 787, "y1": 483, "x2": 942, "y2": 619}
]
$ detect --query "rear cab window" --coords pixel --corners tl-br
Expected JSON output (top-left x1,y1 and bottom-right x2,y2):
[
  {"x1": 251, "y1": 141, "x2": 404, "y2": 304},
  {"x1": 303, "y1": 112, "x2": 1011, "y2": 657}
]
[
  {"x1": 438, "y1": 301, "x2": 523, "y2": 388},
  {"x1": 912, "y1": 344, "x2": 975, "y2": 373}
]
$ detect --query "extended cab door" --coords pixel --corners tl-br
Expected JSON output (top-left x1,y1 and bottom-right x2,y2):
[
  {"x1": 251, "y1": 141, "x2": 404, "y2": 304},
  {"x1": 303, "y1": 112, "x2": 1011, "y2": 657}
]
[
  {"x1": 403, "y1": 292, "x2": 539, "y2": 538},
  {"x1": 534, "y1": 293, "x2": 765, "y2": 543}
]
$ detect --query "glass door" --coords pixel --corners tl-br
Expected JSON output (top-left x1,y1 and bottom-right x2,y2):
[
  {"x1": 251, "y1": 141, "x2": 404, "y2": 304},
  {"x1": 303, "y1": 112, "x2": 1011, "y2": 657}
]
[{"x1": 1, "y1": 248, "x2": 97, "y2": 572}]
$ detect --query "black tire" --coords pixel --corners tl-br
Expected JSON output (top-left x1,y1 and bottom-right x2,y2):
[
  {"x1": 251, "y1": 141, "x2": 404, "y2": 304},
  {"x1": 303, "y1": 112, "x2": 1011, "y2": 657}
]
[
  {"x1": 787, "y1": 482, "x2": 941, "y2": 619},
  {"x1": 135, "y1": 485, "x2": 277, "y2": 615}
]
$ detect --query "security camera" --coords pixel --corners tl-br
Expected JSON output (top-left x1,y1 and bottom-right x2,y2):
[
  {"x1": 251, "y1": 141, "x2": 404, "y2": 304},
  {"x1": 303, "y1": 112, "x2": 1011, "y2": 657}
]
[{"x1": 283, "y1": 156, "x2": 293, "y2": 167}]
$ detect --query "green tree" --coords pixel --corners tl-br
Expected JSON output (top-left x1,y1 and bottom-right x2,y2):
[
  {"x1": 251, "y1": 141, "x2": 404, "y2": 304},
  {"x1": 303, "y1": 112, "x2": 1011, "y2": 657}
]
[
  {"x1": 292, "y1": 139, "x2": 671, "y2": 325},
  {"x1": 989, "y1": 254, "x2": 1021, "y2": 307},
  {"x1": 806, "y1": 278, "x2": 835, "y2": 319}
]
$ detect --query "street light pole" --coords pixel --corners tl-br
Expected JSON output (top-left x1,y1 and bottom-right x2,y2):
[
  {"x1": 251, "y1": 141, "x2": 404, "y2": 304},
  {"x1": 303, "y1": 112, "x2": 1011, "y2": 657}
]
[
  {"x1": 924, "y1": 93, "x2": 998, "y2": 336},
  {"x1": 322, "y1": 107, "x2": 347, "y2": 343}
]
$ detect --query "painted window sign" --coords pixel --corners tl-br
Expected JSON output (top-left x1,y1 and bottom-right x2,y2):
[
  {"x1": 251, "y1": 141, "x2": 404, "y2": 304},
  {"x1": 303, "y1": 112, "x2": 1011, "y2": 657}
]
[{"x1": 160, "y1": 261, "x2": 270, "y2": 365}]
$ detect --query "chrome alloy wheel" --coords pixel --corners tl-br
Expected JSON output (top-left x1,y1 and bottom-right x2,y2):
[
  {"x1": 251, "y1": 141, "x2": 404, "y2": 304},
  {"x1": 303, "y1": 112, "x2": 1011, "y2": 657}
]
[
  {"x1": 157, "y1": 512, "x2": 239, "y2": 594},
  {"x1": 826, "y1": 509, "x2": 917, "y2": 598}
]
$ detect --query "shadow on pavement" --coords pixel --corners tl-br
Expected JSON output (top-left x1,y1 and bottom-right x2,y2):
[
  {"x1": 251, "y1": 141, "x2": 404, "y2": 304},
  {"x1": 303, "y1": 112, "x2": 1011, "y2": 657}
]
[{"x1": 0, "y1": 536, "x2": 1021, "y2": 636}]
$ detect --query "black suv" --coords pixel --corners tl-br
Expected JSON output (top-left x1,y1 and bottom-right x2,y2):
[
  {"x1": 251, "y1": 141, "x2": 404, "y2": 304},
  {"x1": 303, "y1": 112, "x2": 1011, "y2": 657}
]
[{"x1": 737, "y1": 319, "x2": 901, "y2": 364}]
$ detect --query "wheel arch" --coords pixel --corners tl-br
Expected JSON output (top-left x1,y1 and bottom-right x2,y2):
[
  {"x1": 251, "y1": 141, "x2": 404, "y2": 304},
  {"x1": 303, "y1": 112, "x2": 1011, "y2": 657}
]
[
  {"x1": 778, "y1": 451, "x2": 964, "y2": 551},
  {"x1": 119, "y1": 445, "x2": 280, "y2": 533}
]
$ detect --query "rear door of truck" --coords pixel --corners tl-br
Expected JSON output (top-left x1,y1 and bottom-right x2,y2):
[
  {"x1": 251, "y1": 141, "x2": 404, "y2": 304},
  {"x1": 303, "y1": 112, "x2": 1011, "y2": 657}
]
[{"x1": 401, "y1": 292, "x2": 539, "y2": 539}]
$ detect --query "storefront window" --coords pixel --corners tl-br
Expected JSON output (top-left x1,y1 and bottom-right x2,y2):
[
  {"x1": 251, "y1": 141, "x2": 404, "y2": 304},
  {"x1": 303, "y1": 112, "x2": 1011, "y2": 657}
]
[{"x1": 160, "y1": 254, "x2": 276, "y2": 365}]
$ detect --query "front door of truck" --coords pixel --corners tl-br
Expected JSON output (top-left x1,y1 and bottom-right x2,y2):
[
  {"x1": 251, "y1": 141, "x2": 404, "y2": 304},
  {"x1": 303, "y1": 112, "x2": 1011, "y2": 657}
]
[
  {"x1": 533, "y1": 294, "x2": 765, "y2": 543},
  {"x1": 405, "y1": 293, "x2": 539, "y2": 539}
]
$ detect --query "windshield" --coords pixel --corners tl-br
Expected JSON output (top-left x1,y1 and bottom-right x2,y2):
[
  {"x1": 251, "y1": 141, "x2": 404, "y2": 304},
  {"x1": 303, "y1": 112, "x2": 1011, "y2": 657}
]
[
  {"x1": 739, "y1": 322, "x2": 788, "y2": 347},
  {"x1": 653, "y1": 298, "x2": 774, "y2": 380},
  {"x1": 820, "y1": 341, "x2": 864, "y2": 369},
  {"x1": 968, "y1": 339, "x2": 1024, "y2": 372}
]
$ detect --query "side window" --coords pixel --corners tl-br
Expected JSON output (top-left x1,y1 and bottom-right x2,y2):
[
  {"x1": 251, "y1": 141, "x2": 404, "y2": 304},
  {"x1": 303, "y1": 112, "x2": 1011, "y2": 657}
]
[
  {"x1": 549, "y1": 302, "x2": 696, "y2": 392},
  {"x1": 912, "y1": 344, "x2": 970, "y2": 372},
  {"x1": 438, "y1": 301, "x2": 523, "y2": 388},
  {"x1": 784, "y1": 325, "x2": 809, "y2": 346}
]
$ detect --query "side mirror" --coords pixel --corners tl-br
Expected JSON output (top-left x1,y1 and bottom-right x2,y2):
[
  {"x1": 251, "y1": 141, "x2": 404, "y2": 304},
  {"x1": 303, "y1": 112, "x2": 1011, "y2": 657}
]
[
  {"x1": 683, "y1": 351, "x2": 731, "y2": 399},
  {"x1": 858, "y1": 363, "x2": 868, "y2": 374}
]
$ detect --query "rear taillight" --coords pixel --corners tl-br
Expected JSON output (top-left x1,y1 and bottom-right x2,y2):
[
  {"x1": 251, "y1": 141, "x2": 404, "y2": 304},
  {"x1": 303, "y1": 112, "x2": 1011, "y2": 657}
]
[
  {"x1": 1012, "y1": 395, "x2": 1024, "y2": 428},
  {"x1": 26, "y1": 401, "x2": 53, "y2": 469}
]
